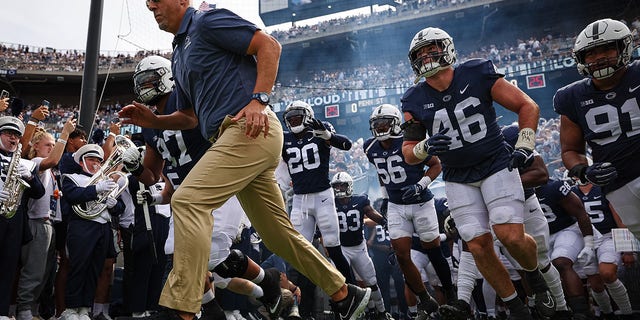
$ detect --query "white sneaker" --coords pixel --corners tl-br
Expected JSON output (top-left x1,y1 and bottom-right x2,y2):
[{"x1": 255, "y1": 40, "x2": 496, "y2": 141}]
[{"x1": 59, "y1": 309, "x2": 79, "y2": 320}]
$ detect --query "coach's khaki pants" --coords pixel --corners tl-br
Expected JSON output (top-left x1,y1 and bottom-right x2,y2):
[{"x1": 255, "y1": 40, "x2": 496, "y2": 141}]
[{"x1": 159, "y1": 111, "x2": 345, "y2": 313}]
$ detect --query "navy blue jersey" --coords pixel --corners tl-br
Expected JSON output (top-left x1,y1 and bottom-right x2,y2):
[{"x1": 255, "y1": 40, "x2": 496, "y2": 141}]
[
  {"x1": 336, "y1": 194, "x2": 371, "y2": 247},
  {"x1": 282, "y1": 129, "x2": 332, "y2": 194},
  {"x1": 402, "y1": 59, "x2": 511, "y2": 183},
  {"x1": 571, "y1": 185, "x2": 617, "y2": 234},
  {"x1": 434, "y1": 197, "x2": 452, "y2": 257},
  {"x1": 554, "y1": 60, "x2": 640, "y2": 193},
  {"x1": 535, "y1": 179, "x2": 576, "y2": 234},
  {"x1": 434, "y1": 197, "x2": 449, "y2": 234},
  {"x1": 364, "y1": 136, "x2": 433, "y2": 204},
  {"x1": 142, "y1": 91, "x2": 211, "y2": 189},
  {"x1": 368, "y1": 224, "x2": 391, "y2": 254}
]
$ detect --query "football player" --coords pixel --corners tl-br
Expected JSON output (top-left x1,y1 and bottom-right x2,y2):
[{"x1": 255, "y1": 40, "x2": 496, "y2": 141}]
[
  {"x1": 281, "y1": 100, "x2": 355, "y2": 284},
  {"x1": 536, "y1": 178, "x2": 597, "y2": 319},
  {"x1": 401, "y1": 27, "x2": 550, "y2": 320},
  {"x1": 331, "y1": 172, "x2": 393, "y2": 320},
  {"x1": 572, "y1": 181, "x2": 633, "y2": 318},
  {"x1": 555, "y1": 18, "x2": 640, "y2": 241},
  {"x1": 364, "y1": 104, "x2": 454, "y2": 320}
]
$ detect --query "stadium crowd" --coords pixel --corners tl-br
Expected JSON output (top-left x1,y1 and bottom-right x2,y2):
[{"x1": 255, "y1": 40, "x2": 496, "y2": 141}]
[{"x1": 1, "y1": 4, "x2": 640, "y2": 320}]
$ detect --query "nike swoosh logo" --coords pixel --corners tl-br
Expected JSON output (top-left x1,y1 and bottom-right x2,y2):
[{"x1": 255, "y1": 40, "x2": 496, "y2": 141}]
[
  {"x1": 321, "y1": 198, "x2": 328, "y2": 203},
  {"x1": 529, "y1": 209, "x2": 537, "y2": 213},
  {"x1": 269, "y1": 295, "x2": 281, "y2": 314},
  {"x1": 593, "y1": 195, "x2": 602, "y2": 199},
  {"x1": 339, "y1": 296, "x2": 357, "y2": 320},
  {"x1": 460, "y1": 84, "x2": 469, "y2": 94},
  {"x1": 542, "y1": 294, "x2": 555, "y2": 309},
  {"x1": 630, "y1": 84, "x2": 640, "y2": 92}
]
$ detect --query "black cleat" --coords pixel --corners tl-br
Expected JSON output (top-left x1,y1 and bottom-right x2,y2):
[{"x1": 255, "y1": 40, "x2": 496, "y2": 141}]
[
  {"x1": 258, "y1": 268, "x2": 284, "y2": 318},
  {"x1": 415, "y1": 297, "x2": 439, "y2": 320},
  {"x1": 375, "y1": 311, "x2": 395, "y2": 320},
  {"x1": 533, "y1": 290, "x2": 556, "y2": 320},
  {"x1": 439, "y1": 299, "x2": 472, "y2": 320},
  {"x1": 330, "y1": 284, "x2": 371, "y2": 320}
]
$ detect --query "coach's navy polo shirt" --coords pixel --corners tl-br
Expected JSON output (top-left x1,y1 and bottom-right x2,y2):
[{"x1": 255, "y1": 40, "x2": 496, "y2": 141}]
[{"x1": 172, "y1": 7, "x2": 259, "y2": 140}]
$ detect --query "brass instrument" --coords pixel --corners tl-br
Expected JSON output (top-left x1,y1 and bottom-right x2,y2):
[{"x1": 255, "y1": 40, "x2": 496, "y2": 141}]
[
  {"x1": 72, "y1": 135, "x2": 135, "y2": 219},
  {"x1": 0, "y1": 143, "x2": 30, "y2": 219}
]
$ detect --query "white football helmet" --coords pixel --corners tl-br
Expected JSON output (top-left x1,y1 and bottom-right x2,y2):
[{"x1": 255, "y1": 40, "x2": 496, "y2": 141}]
[
  {"x1": 331, "y1": 172, "x2": 353, "y2": 198},
  {"x1": 370, "y1": 104, "x2": 402, "y2": 141},
  {"x1": 283, "y1": 100, "x2": 314, "y2": 134},
  {"x1": 573, "y1": 19, "x2": 633, "y2": 79},
  {"x1": 408, "y1": 27, "x2": 456, "y2": 82},
  {"x1": 133, "y1": 55, "x2": 174, "y2": 104}
]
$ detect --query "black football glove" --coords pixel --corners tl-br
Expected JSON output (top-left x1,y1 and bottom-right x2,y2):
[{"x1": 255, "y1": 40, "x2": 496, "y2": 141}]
[
  {"x1": 426, "y1": 128, "x2": 451, "y2": 156},
  {"x1": 509, "y1": 148, "x2": 534, "y2": 171},
  {"x1": 401, "y1": 183, "x2": 424, "y2": 203},
  {"x1": 570, "y1": 162, "x2": 617, "y2": 186}
]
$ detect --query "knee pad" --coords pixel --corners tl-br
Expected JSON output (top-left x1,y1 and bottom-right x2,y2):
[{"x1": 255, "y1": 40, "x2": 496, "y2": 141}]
[{"x1": 212, "y1": 249, "x2": 248, "y2": 278}]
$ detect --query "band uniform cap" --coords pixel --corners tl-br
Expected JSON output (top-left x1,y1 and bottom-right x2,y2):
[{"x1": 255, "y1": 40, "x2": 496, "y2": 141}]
[
  {"x1": 0, "y1": 116, "x2": 25, "y2": 136},
  {"x1": 73, "y1": 144, "x2": 104, "y2": 164}
]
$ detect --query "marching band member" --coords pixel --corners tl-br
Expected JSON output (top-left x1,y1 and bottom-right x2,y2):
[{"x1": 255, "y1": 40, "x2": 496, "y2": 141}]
[{"x1": 59, "y1": 144, "x2": 125, "y2": 320}]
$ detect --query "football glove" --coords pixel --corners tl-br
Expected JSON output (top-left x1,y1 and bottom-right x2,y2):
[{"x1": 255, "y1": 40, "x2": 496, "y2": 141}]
[
  {"x1": 509, "y1": 148, "x2": 534, "y2": 171},
  {"x1": 444, "y1": 215, "x2": 458, "y2": 236},
  {"x1": 123, "y1": 146, "x2": 143, "y2": 173},
  {"x1": 577, "y1": 235, "x2": 595, "y2": 265},
  {"x1": 585, "y1": 162, "x2": 618, "y2": 186},
  {"x1": 305, "y1": 118, "x2": 332, "y2": 140},
  {"x1": 426, "y1": 128, "x2": 451, "y2": 156},
  {"x1": 401, "y1": 183, "x2": 424, "y2": 203},
  {"x1": 569, "y1": 162, "x2": 618, "y2": 186},
  {"x1": 136, "y1": 189, "x2": 162, "y2": 206}
]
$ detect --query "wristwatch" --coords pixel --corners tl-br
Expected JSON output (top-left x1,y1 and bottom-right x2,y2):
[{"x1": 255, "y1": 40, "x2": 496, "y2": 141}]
[{"x1": 251, "y1": 92, "x2": 270, "y2": 105}]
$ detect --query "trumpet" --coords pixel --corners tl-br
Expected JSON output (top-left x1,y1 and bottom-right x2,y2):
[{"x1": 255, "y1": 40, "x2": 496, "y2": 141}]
[{"x1": 72, "y1": 135, "x2": 135, "y2": 219}]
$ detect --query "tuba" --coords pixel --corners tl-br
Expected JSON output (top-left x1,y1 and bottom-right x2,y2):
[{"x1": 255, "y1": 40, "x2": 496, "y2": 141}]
[
  {"x1": 0, "y1": 143, "x2": 30, "y2": 219},
  {"x1": 72, "y1": 135, "x2": 135, "y2": 219}
]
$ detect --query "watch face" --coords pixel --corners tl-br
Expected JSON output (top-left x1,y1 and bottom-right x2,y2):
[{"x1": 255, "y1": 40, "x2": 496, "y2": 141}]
[{"x1": 253, "y1": 92, "x2": 270, "y2": 104}]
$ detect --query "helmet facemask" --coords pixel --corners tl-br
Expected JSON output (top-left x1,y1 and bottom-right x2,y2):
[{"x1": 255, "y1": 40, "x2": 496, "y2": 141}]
[
  {"x1": 134, "y1": 67, "x2": 172, "y2": 104},
  {"x1": 284, "y1": 108, "x2": 311, "y2": 134},
  {"x1": 573, "y1": 19, "x2": 633, "y2": 80},
  {"x1": 331, "y1": 172, "x2": 354, "y2": 198},
  {"x1": 409, "y1": 35, "x2": 456, "y2": 83},
  {"x1": 370, "y1": 117, "x2": 400, "y2": 141}
]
